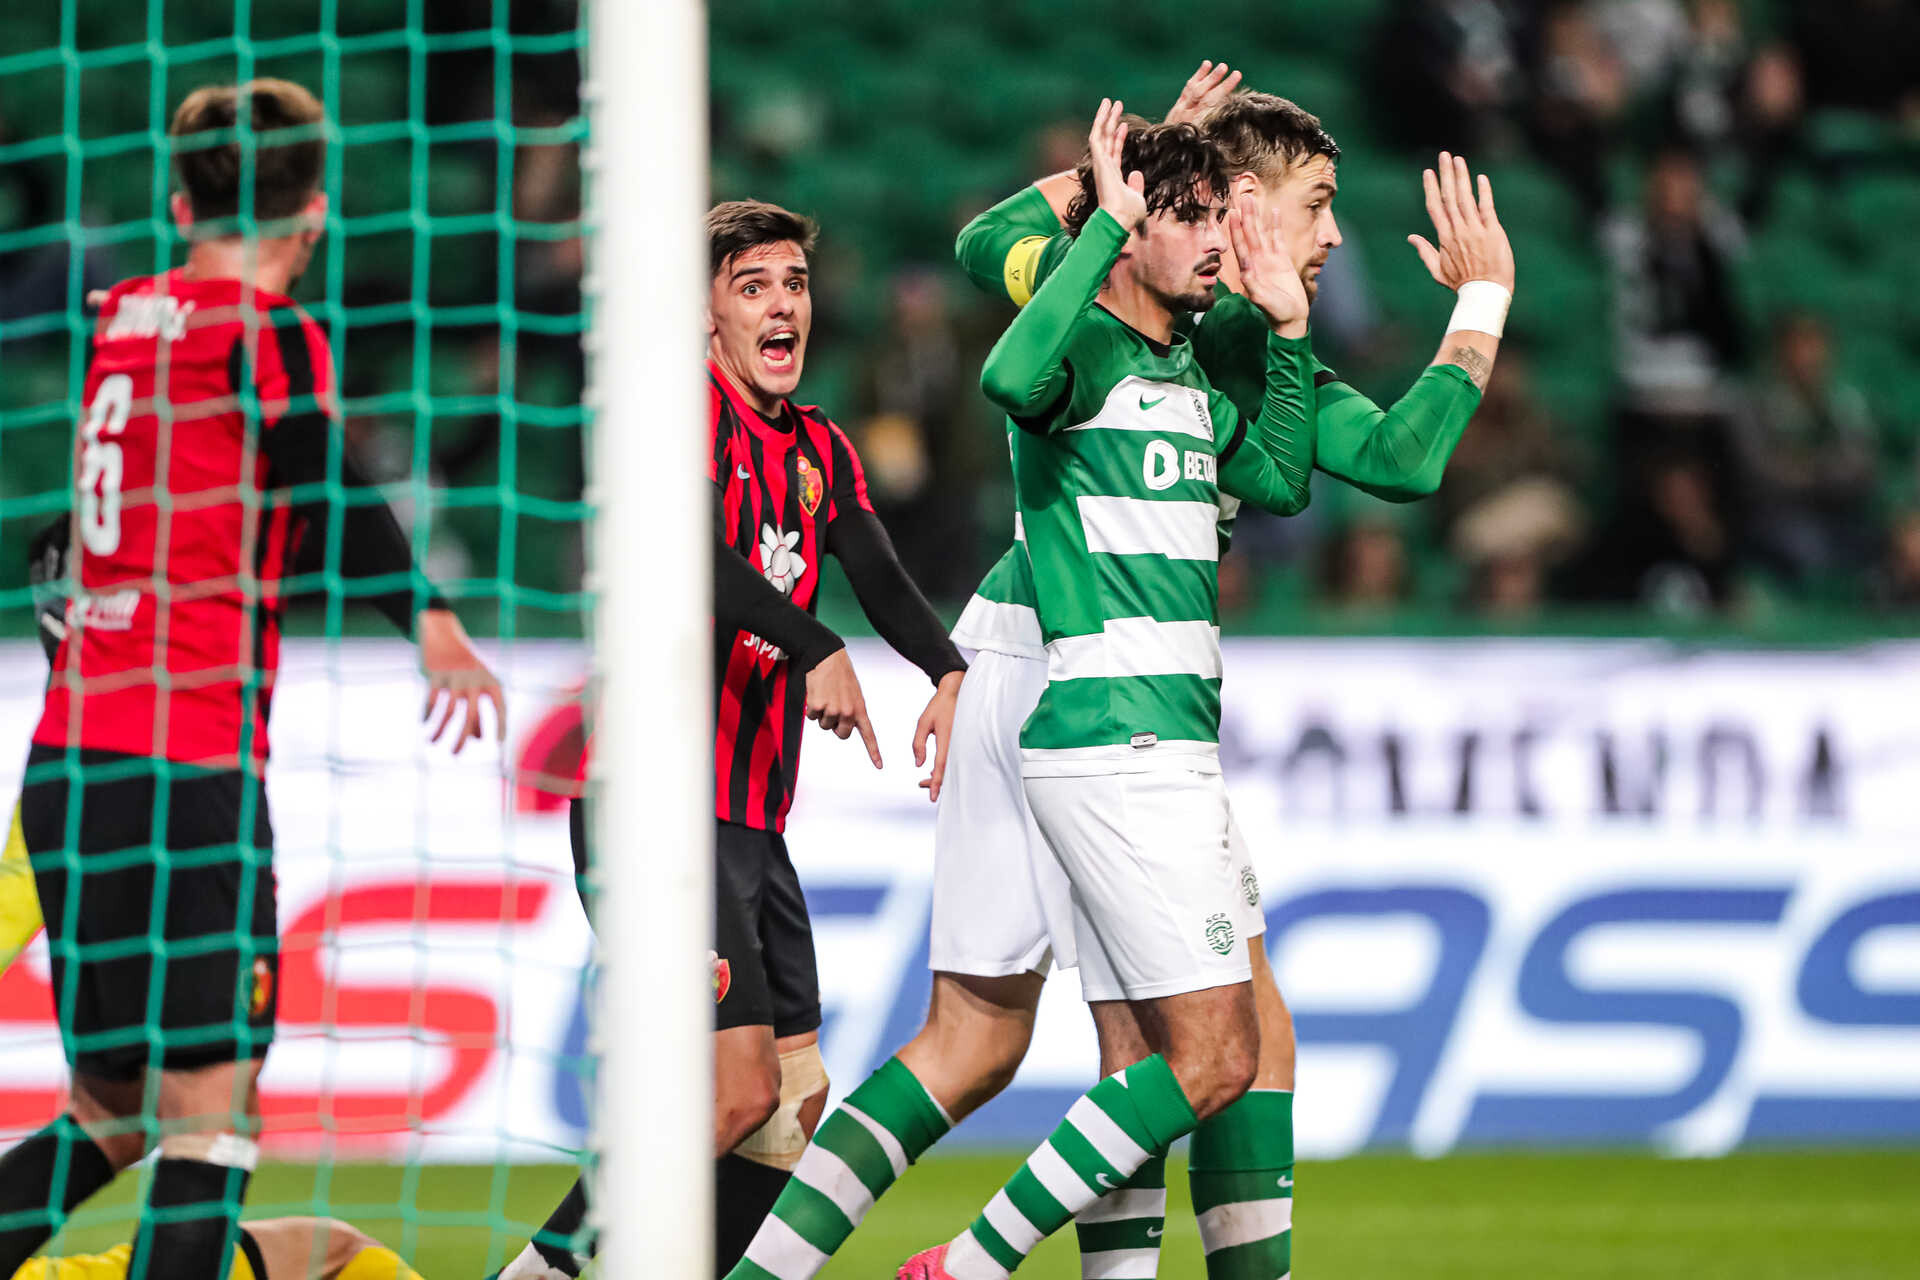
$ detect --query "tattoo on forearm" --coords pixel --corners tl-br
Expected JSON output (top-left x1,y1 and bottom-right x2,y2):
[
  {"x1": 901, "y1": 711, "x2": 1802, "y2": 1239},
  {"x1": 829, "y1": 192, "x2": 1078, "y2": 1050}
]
[{"x1": 1447, "y1": 345, "x2": 1493, "y2": 390}]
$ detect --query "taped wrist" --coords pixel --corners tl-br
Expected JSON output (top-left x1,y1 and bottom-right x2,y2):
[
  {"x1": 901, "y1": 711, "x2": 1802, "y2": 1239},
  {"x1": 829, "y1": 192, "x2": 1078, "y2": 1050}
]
[
  {"x1": 734, "y1": 1042, "x2": 829, "y2": 1171},
  {"x1": 1448, "y1": 279, "x2": 1511, "y2": 338}
]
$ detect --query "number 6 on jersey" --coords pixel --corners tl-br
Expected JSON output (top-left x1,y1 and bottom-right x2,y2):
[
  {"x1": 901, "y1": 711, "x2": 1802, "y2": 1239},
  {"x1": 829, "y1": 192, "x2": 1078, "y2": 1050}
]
[{"x1": 78, "y1": 373, "x2": 133, "y2": 555}]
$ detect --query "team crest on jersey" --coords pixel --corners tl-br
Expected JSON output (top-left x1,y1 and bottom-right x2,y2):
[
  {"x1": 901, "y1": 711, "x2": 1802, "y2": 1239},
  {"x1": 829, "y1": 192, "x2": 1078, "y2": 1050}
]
[
  {"x1": 710, "y1": 950, "x2": 732, "y2": 1004},
  {"x1": 1204, "y1": 912, "x2": 1236, "y2": 956},
  {"x1": 250, "y1": 958, "x2": 275, "y2": 1018},
  {"x1": 1240, "y1": 865, "x2": 1260, "y2": 908},
  {"x1": 795, "y1": 455, "x2": 824, "y2": 517}
]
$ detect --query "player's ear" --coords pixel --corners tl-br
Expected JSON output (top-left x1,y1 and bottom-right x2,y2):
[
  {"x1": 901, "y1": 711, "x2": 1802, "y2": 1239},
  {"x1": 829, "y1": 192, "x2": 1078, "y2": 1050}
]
[
  {"x1": 300, "y1": 192, "x2": 329, "y2": 246},
  {"x1": 169, "y1": 192, "x2": 194, "y2": 233},
  {"x1": 1230, "y1": 171, "x2": 1261, "y2": 201}
]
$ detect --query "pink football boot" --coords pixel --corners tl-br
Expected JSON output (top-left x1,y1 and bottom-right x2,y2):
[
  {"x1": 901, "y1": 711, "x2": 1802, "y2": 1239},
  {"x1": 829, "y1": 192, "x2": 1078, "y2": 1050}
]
[{"x1": 897, "y1": 1243, "x2": 960, "y2": 1280}]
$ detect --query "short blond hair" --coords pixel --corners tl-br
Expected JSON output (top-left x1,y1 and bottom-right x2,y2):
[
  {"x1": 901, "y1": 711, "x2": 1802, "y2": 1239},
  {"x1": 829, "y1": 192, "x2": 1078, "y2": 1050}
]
[{"x1": 1201, "y1": 91, "x2": 1340, "y2": 186}]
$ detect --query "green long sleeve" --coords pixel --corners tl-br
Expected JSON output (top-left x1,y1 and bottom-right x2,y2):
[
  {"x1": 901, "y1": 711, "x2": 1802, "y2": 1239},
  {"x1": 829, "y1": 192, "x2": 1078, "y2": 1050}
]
[
  {"x1": 1312, "y1": 362, "x2": 1482, "y2": 501},
  {"x1": 978, "y1": 209, "x2": 1129, "y2": 418},
  {"x1": 1193, "y1": 289, "x2": 1482, "y2": 501},
  {"x1": 954, "y1": 184, "x2": 1064, "y2": 304},
  {"x1": 1216, "y1": 331, "x2": 1315, "y2": 517}
]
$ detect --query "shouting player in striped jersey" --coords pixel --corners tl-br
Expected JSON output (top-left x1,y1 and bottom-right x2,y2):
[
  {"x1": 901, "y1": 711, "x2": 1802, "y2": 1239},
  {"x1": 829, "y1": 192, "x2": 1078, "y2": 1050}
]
[
  {"x1": 0, "y1": 79, "x2": 501, "y2": 1280},
  {"x1": 494, "y1": 201, "x2": 967, "y2": 1280},
  {"x1": 736, "y1": 64, "x2": 1513, "y2": 1280}
]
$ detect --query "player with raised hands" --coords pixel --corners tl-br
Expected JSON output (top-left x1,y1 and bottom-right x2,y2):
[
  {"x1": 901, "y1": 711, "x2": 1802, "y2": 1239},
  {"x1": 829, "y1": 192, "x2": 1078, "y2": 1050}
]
[
  {"x1": 893, "y1": 92, "x2": 1317, "y2": 1280},
  {"x1": 938, "y1": 70, "x2": 1514, "y2": 1280}
]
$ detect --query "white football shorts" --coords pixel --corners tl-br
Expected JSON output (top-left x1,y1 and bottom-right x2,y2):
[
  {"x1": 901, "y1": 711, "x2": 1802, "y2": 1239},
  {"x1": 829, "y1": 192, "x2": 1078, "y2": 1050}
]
[
  {"x1": 1026, "y1": 766, "x2": 1254, "y2": 1002},
  {"x1": 929, "y1": 648, "x2": 1263, "y2": 987}
]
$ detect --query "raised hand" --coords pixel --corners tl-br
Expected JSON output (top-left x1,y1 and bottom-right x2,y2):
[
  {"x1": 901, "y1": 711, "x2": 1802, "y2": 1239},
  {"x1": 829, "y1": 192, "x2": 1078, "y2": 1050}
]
[
  {"x1": 1165, "y1": 60, "x2": 1242, "y2": 126},
  {"x1": 1227, "y1": 193, "x2": 1310, "y2": 335},
  {"x1": 1406, "y1": 151, "x2": 1516, "y2": 293},
  {"x1": 417, "y1": 608, "x2": 506, "y2": 755},
  {"x1": 1089, "y1": 98, "x2": 1147, "y2": 232}
]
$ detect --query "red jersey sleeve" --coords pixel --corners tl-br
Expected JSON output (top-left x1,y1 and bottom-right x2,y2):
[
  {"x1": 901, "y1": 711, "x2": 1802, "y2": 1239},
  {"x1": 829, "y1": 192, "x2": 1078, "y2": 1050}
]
[
  {"x1": 823, "y1": 420, "x2": 875, "y2": 523},
  {"x1": 252, "y1": 305, "x2": 336, "y2": 429}
]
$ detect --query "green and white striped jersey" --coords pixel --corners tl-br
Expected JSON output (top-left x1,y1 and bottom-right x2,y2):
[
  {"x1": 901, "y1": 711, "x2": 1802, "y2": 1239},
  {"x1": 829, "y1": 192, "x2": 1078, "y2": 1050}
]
[
  {"x1": 993, "y1": 320, "x2": 1311, "y2": 777},
  {"x1": 953, "y1": 186, "x2": 1483, "y2": 666}
]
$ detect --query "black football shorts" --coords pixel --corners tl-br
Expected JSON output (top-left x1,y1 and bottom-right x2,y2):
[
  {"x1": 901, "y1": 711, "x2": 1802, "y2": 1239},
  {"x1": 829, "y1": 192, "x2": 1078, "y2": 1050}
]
[
  {"x1": 568, "y1": 800, "x2": 820, "y2": 1039},
  {"x1": 713, "y1": 819, "x2": 820, "y2": 1038},
  {"x1": 19, "y1": 745, "x2": 278, "y2": 1080}
]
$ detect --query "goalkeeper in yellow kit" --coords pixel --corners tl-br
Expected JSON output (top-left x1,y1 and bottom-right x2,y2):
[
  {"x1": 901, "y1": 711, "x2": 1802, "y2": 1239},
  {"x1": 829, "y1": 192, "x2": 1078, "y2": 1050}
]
[{"x1": 3, "y1": 524, "x2": 426, "y2": 1280}]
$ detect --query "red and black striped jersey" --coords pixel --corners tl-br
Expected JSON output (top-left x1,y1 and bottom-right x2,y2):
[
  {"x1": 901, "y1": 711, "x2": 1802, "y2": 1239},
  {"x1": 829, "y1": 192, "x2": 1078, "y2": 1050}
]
[
  {"x1": 709, "y1": 361, "x2": 875, "y2": 831},
  {"x1": 34, "y1": 270, "x2": 331, "y2": 768}
]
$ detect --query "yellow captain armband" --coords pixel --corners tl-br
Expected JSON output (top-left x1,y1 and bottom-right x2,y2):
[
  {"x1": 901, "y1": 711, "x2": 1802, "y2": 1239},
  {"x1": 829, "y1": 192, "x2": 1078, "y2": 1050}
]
[
  {"x1": 1004, "y1": 235, "x2": 1050, "y2": 307},
  {"x1": 0, "y1": 800, "x2": 44, "y2": 975}
]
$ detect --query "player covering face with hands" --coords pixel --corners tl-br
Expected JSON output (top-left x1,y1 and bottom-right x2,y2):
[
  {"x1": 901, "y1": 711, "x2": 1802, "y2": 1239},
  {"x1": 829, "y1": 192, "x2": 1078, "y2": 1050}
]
[
  {"x1": 735, "y1": 61, "x2": 1513, "y2": 1280},
  {"x1": 891, "y1": 98, "x2": 1318, "y2": 1280}
]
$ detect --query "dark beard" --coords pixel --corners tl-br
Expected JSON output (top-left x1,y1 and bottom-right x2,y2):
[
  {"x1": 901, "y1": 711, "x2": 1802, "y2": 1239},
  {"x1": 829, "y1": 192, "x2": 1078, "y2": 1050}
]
[{"x1": 1165, "y1": 284, "x2": 1217, "y2": 314}]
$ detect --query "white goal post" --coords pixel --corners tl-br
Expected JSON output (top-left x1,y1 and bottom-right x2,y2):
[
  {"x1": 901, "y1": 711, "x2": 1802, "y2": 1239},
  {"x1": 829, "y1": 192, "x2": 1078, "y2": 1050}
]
[{"x1": 585, "y1": 0, "x2": 713, "y2": 1275}]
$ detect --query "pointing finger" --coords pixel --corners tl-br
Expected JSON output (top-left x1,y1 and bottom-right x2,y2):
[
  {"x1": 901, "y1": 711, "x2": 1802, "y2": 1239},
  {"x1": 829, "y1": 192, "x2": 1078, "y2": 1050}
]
[{"x1": 856, "y1": 708, "x2": 883, "y2": 770}]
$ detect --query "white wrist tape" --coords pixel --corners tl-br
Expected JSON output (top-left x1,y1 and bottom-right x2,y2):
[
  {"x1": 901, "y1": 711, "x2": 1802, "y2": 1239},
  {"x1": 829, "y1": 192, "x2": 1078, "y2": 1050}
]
[
  {"x1": 162, "y1": 1131, "x2": 260, "y2": 1170},
  {"x1": 1448, "y1": 280, "x2": 1511, "y2": 339}
]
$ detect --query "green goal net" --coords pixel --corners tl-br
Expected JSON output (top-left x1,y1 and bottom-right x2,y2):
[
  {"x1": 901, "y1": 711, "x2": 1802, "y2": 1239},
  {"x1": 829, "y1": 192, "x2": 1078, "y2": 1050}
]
[{"x1": 0, "y1": 1, "x2": 595, "y2": 1274}]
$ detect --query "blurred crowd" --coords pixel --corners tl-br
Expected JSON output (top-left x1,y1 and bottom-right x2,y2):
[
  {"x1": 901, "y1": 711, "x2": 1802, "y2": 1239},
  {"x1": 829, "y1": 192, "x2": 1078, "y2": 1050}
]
[
  {"x1": 4, "y1": 0, "x2": 1918, "y2": 630},
  {"x1": 826, "y1": 0, "x2": 1920, "y2": 626}
]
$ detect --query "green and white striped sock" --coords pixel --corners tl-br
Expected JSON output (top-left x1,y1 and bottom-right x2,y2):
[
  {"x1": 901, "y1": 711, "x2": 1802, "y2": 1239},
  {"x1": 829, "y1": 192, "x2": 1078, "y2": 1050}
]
[
  {"x1": 729, "y1": 1057, "x2": 950, "y2": 1280},
  {"x1": 944, "y1": 1055, "x2": 1197, "y2": 1280},
  {"x1": 1073, "y1": 1155, "x2": 1165, "y2": 1280},
  {"x1": 1189, "y1": 1089, "x2": 1293, "y2": 1280}
]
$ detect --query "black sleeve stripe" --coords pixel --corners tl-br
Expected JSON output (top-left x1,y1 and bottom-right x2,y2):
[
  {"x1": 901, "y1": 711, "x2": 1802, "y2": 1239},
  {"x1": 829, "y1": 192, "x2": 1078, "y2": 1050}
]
[
  {"x1": 270, "y1": 309, "x2": 322, "y2": 407},
  {"x1": 1313, "y1": 367, "x2": 1340, "y2": 388},
  {"x1": 1217, "y1": 402, "x2": 1250, "y2": 465},
  {"x1": 226, "y1": 333, "x2": 247, "y2": 402}
]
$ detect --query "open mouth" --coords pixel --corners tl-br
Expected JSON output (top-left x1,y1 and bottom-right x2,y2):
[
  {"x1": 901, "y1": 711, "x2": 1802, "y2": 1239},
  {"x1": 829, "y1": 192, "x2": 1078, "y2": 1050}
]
[{"x1": 760, "y1": 328, "x2": 798, "y2": 372}]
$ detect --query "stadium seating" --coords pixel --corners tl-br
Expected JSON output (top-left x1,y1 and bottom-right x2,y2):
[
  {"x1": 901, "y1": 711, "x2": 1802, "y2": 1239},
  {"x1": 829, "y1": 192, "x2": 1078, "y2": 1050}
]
[{"x1": 3, "y1": 1, "x2": 1918, "y2": 634}]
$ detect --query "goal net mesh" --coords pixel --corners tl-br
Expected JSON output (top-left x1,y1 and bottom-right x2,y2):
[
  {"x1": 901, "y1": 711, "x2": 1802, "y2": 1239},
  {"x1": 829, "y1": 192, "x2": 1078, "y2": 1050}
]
[{"x1": 0, "y1": 1, "x2": 594, "y2": 1271}]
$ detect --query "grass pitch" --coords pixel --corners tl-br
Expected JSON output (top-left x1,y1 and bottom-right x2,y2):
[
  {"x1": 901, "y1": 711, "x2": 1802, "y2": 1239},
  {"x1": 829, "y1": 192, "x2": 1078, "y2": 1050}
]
[{"x1": 46, "y1": 1150, "x2": 1920, "y2": 1278}]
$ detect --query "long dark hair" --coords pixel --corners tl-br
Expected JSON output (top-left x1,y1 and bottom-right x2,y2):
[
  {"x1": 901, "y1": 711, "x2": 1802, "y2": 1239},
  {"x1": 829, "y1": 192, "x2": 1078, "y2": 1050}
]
[{"x1": 1063, "y1": 118, "x2": 1230, "y2": 236}]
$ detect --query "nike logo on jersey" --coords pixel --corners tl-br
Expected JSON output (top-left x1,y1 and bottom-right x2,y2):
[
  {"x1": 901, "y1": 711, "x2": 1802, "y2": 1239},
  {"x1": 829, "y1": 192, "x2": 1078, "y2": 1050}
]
[
  {"x1": 1138, "y1": 394, "x2": 1166, "y2": 411},
  {"x1": 1278, "y1": 1175, "x2": 1294, "y2": 1190},
  {"x1": 1146, "y1": 1227, "x2": 1164, "y2": 1238},
  {"x1": 736, "y1": 465, "x2": 752, "y2": 480},
  {"x1": 1095, "y1": 1172, "x2": 1117, "y2": 1190}
]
